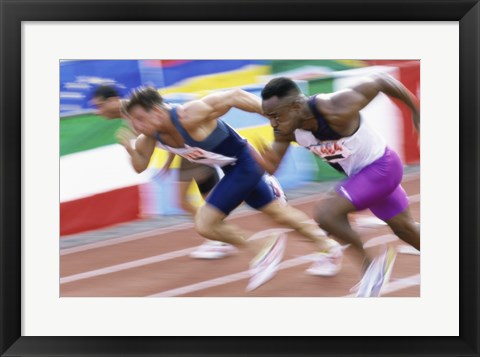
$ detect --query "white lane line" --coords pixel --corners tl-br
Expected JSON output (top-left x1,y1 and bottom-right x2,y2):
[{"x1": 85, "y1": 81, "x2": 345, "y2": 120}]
[
  {"x1": 61, "y1": 232, "x2": 419, "y2": 293},
  {"x1": 409, "y1": 193, "x2": 420, "y2": 203},
  {"x1": 60, "y1": 247, "x2": 195, "y2": 284},
  {"x1": 343, "y1": 274, "x2": 421, "y2": 297},
  {"x1": 363, "y1": 234, "x2": 398, "y2": 248},
  {"x1": 60, "y1": 225, "x2": 406, "y2": 285},
  {"x1": 60, "y1": 193, "x2": 420, "y2": 285},
  {"x1": 381, "y1": 274, "x2": 421, "y2": 294},
  {"x1": 60, "y1": 228, "x2": 291, "y2": 285},
  {"x1": 60, "y1": 222, "x2": 195, "y2": 256},
  {"x1": 147, "y1": 234, "x2": 419, "y2": 297},
  {"x1": 150, "y1": 260, "x2": 420, "y2": 298},
  {"x1": 396, "y1": 245, "x2": 421, "y2": 255},
  {"x1": 355, "y1": 216, "x2": 387, "y2": 227},
  {"x1": 149, "y1": 254, "x2": 317, "y2": 297},
  {"x1": 147, "y1": 253, "x2": 321, "y2": 297},
  {"x1": 147, "y1": 234, "x2": 420, "y2": 297},
  {"x1": 60, "y1": 184, "x2": 419, "y2": 256}
]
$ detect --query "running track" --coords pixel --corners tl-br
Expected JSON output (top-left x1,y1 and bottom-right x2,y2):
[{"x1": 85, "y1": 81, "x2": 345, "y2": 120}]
[{"x1": 60, "y1": 175, "x2": 420, "y2": 297}]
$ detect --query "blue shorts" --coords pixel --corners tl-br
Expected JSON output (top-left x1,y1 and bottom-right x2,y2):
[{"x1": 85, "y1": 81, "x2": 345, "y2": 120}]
[{"x1": 206, "y1": 147, "x2": 275, "y2": 215}]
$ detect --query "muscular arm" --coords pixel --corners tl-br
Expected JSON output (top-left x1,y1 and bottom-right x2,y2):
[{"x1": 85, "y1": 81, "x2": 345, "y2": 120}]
[
  {"x1": 116, "y1": 128, "x2": 156, "y2": 173},
  {"x1": 187, "y1": 88, "x2": 263, "y2": 122},
  {"x1": 371, "y1": 73, "x2": 420, "y2": 132},
  {"x1": 253, "y1": 134, "x2": 292, "y2": 175},
  {"x1": 322, "y1": 73, "x2": 420, "y2": 132}
]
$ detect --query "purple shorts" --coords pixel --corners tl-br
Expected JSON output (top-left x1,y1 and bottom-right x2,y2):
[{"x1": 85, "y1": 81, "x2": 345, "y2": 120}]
[{"x1": 336, "y1": 147, "x2": 409, "y2": 221}]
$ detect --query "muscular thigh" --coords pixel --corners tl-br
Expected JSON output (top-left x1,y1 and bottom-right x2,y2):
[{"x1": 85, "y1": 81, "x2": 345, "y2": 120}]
[
  {"x1": 318, "y1": 190, "x2": 357, "y2": 216},
  {"x1": 369, "y1": 185, "x2": 409, "y2": 221},
  {"x1": 337, "y1": 147, "x2": 403, "y2": 211},
  {"x1": 206, "y1": 163, "x2": 263, "y2": 215},
  {"x1": 243, "y1": 175, "x2": 275, "y2": 210}
]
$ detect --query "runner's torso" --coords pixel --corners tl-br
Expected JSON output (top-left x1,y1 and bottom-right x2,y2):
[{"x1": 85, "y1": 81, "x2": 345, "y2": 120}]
[
  {"x1": 294, "y1": 94, "x2": 386, "y2": 176},
  {"x1": 155, "y1": 106, "x2": 248, "y2": 167}
]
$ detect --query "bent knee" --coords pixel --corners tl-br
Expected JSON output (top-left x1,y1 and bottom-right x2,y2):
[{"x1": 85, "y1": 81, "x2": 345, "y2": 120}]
[
  {"x1": 194, "y1": 207, "x2": 210, "y2": 236},
  {"x1": 313, "y1": 195, "x2": 354, "y2": 227},
  {"x1": 194, "y1": 205, "x2": 223, "y2": 236}
]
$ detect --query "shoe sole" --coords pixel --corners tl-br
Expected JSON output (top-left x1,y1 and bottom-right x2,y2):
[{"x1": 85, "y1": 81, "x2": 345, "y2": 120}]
[
  {"x1": 356, "y1": 247, "x2": 397, "y2": 297},
  {"x1": 246, "y1": 234, "x2": 286, "y2": 291},
  {"x1": 304, "y1": 247, "x2": 345, "y2": 277},
  {"x1": 305, "y1": 267, "x2": 341, "y2": 277},
  {"x1": 371, "y1": 248, "x2": 397, "y2": 297}
]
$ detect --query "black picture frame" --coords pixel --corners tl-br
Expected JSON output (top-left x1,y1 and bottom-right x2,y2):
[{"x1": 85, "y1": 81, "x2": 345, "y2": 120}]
[{"x1": 1, "y1": 0, "x2": 478, "y2": 356}]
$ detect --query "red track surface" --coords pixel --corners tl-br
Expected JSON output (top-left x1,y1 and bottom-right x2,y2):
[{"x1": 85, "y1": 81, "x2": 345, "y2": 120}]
[{"x1": 60, "y1": 176, "x2": 420, "y2": 297}]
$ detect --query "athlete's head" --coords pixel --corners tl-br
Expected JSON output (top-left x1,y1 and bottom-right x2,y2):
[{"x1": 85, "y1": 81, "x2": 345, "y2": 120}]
[
  {"x1": 92, "y1": 85, "x2": 123, "y2": 119},
  {"x1": 261, "y1": 77, "x2": 305, "y2": 135},
  {"x1": 126, "y1": 86, "x2": 167, "y2": 136}
]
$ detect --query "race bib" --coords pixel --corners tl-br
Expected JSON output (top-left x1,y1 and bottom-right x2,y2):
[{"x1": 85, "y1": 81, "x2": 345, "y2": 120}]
[
  {"x1": 182, "y1": 147, "x2": 208, "y2": 161},
  {"x1": 181, "y1": 146, "x2": 237, "y2": 166},
  {"x1": 307, "y1": 141, "x2": 351, "y2": 163}
]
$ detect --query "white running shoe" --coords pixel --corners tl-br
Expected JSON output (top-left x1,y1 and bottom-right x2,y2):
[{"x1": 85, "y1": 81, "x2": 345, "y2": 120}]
[
  {"x1": 305, "y1": 245, "x2": 345, "y2": 277},
  {"x1": 189, "y1": 240, "x2": 237, "y2": 260},
  {"x1": 246, "y1": 233, "x2": 287, "y2": 291},
  {"x1": 355, "y1": 246, "x2": 397, "y2": 297}
]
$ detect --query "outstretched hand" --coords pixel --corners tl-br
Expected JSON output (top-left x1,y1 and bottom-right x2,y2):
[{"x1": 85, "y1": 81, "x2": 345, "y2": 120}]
[
  {"x1": 116, "y1": 127, "x2": 137, "y2": 153},
  {"x1": 250, "y1": 136, "x2": 281, "y2": 175},
  {"x1": 254, "y1": 136, "x2": 281, "y2": 164}
]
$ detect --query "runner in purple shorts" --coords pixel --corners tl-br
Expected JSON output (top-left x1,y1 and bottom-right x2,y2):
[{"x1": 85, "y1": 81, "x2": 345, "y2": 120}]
[{"x1": 258, "y1": 75, "x2": 420, "y2": 297}]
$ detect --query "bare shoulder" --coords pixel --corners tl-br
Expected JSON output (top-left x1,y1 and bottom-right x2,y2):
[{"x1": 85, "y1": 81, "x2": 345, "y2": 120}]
[
  {"x1": 182, "y1": 99, "x2": 208, "y2": 113},
  {"x1": 313, "y1": 92, "x2": 338, "y2": 117},
  {"x1": 186, "y1": 90, "x2": 235, "y2": 122},
  {"x1": 319, "y1": 84, "x2": 372, "y2": 113},
  {"x1": 197, "y1": 90, "x2": 231, "y2": 108},
  {"x1": 180, "y1": 100, "x2": 212, "y2": 123}
]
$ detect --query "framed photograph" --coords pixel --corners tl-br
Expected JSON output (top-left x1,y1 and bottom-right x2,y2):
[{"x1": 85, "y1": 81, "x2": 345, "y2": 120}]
[{"x1": 1, "y1": 0, "x2": 478, "y2": 356}]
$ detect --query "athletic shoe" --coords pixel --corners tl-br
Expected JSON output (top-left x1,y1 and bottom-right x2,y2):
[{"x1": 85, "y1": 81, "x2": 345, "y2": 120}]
[
  {"x1": 355, "y1": 246, "x2": 397, "y2": 297},
  {"x1": 189, "y1": 240, "x2": 237, "y2": 259},
  {"x1": 305, "y1": 245, "x2": 345, "y2": 277},
  {"x1": 246, "y1": 233, "x2": 287, "y2": 291}
]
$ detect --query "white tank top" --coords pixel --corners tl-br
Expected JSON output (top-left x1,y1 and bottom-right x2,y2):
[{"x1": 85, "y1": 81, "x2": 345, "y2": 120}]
[
  {"x1": 294, "y1": 116, "x2": 386, "y2": 176},
  {"x1": 155, "y1": 141, "x2": 237, "y2": 167}
]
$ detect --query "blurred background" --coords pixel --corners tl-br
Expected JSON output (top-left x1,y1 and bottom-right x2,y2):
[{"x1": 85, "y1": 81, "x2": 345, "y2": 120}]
[{"x1": 60, "y1": 59, "x2": 420, "y2": 237}]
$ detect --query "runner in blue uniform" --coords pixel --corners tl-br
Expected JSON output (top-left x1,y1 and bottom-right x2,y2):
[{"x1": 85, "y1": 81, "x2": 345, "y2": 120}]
[
  {"x1": 92, "y1": 85, "x2": 235, "y2": 259},
  {"x1": 124, "y1": 86, "x2": 343, "y2": 291},
  {"x1": 258, "y1": 75, "x2": 420, "y2": 297}
]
